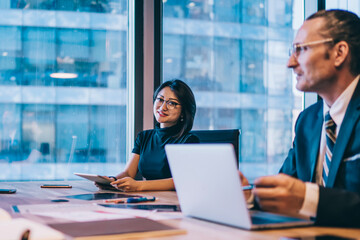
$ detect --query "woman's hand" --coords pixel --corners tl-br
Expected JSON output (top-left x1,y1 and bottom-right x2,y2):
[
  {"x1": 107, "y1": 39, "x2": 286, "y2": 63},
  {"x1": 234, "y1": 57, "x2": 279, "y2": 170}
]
[
  {"x1": 94, "y1": 176, "x2": 116, "y2": 190},
  {"x1": 95, "y1": 182, "x2": 113, "y2": 190},
  {"x1": 111, "y1": 177, "x2": 142, "y2": 192}
]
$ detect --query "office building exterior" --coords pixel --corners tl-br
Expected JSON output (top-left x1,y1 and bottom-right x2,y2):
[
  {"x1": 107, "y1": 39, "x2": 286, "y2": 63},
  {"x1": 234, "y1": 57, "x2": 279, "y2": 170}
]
[{"x1": 0, "y1": 0, "x2": 301, "y2": 180}]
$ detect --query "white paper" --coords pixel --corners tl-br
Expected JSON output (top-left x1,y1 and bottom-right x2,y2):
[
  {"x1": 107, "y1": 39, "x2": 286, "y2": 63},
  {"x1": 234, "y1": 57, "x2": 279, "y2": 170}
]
[
  {"x1": 0, "y1": 218, "x2": 64, "y2": 240},
  {"x1": 16, "y1": 203, "x2": 142, "y2": 222},
  {"x1": 0, "y1": 208, "x2": 12, "y2": 221},
  {"x1": 15, "y1": 203, "x2": 184, "y2": 222}
]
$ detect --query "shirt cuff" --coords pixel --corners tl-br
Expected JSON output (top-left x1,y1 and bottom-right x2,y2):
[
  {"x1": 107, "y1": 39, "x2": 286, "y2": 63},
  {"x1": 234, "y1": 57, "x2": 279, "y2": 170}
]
[
  {"x1": 298, "y1": 182, "x2": 319, "y2": 218},
  {"x1": 246, "y1": 192, "x2": 255, "y2": 209}
]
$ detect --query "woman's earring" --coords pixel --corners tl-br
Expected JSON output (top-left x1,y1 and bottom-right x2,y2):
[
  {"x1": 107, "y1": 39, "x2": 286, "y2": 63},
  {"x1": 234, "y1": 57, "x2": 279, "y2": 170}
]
[{"x1": 180, "y1": 116, "x2": 184, "y2": 122}]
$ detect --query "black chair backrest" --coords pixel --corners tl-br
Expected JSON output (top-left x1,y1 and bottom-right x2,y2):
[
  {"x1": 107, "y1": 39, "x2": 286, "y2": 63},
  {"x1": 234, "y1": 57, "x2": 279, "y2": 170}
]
[{"x1": 190, "y1": 129, "x2": 240, "y2": 167}]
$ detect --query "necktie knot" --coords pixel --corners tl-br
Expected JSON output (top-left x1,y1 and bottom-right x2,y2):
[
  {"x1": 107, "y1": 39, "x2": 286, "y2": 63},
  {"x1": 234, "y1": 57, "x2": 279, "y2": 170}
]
[
  {"x1": 325, "y1": 111, "x2": 335, "y2": 125},
  {"x1": 325, "y1": 112, "x2": 336, "y2": 143}
]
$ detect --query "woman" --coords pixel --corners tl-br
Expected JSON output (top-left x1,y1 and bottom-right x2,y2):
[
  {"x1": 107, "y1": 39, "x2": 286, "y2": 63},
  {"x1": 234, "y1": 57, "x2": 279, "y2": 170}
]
[{"x1": 98, "y1": 79, "x2": 199, "y2": 192}]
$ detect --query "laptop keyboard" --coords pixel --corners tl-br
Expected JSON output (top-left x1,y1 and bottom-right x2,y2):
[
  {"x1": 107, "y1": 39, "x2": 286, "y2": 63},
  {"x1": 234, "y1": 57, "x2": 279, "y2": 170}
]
[
  {"x1": 251, "y1": 215, "x2": 287, "y2": 225},
  {"x1": 250, "y1": 211, "x2": 306, "y2": 225}
]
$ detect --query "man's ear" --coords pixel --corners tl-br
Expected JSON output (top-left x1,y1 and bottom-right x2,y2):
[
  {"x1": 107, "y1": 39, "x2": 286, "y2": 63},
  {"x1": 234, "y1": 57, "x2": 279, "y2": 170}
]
[{"x1": 333, "y1": 41, "x2": 349, "y2": 68}]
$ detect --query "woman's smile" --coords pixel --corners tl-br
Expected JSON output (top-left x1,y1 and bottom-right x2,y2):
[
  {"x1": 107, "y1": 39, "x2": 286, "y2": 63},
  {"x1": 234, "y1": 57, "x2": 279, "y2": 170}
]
[{"x1": 157, "y1": 111, "x2": 168, "y2": 117}]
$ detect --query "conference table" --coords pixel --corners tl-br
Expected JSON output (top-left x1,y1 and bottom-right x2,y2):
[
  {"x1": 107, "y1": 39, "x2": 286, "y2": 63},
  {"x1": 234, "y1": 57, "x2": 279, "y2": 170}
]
[{"x1": 1, "y1": 181, "x2": 359, "y2": 240}]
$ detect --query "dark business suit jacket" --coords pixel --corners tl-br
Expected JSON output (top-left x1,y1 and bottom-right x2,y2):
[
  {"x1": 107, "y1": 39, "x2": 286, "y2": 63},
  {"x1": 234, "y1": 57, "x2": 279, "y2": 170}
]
[{"x1": 280, "y1": 79, "x2": 360, "y2": 227}]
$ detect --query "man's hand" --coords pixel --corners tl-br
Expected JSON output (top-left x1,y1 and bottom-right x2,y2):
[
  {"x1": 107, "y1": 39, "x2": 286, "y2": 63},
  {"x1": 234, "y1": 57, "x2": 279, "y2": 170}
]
[
  {"x1": 238, "y1": 171, "x2": 252, "y2": 200},
  {"x1": 253, "y1": 173, "x2": 306, "y2": 214},
  {"x1": 111, "y1": 177, "x2": 141, "y2": 192},
  {"x1": 238, "y1": 171, "x2": 249, "y2": 186}
]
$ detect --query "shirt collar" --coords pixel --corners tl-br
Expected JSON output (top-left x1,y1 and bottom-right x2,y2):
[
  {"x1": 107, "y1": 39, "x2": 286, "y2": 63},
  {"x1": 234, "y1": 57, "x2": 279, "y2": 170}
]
[{"x1": 323, "y1": 74, "x2": 360, "y2": 128}]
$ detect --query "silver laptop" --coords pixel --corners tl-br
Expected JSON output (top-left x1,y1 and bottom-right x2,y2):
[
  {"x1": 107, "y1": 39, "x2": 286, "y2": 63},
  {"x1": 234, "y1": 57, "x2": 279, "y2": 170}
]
[{"x1": 165, "y1": 144, "x2": 313, "y2": 230}]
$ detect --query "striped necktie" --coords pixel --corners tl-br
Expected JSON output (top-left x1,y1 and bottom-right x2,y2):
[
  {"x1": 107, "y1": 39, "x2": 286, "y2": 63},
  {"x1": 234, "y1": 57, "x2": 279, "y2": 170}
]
[{"x1": 322, "y1": 111, "x2": 337, "y2": 187}]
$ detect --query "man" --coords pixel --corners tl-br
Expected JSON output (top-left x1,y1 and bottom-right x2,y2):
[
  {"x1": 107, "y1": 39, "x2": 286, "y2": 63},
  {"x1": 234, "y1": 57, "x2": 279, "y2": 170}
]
[{"x1": 247, "y1": 9, "x2": 360, "y2": 227}]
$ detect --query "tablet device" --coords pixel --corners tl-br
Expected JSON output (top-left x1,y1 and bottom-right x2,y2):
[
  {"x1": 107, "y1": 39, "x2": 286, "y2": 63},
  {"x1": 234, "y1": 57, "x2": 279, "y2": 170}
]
[
  {"x1": 99, "y1": 204, "x2": 181, "y2": 212},
  {"x1": 74, "y1": 173, "x2": 112, "y2": 185},
  {"x1": 66, "y1": 193, "x2": 139, "y2": 200},
  {"x1": 281, "y1": 235, "x2": 355, "y2": 240}
]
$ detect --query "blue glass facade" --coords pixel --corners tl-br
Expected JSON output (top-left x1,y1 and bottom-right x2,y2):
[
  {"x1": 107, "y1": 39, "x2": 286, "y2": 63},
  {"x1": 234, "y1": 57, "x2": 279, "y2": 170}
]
[
  {"x1": 0, "y1": 1, "x2": 128, "y2": 180},
  {"x1": 0, "y1": 0, "x2": 303, "y2": 181},
  {"x1": 163, "y1": 0, "x2": 301, "y2": 179}
]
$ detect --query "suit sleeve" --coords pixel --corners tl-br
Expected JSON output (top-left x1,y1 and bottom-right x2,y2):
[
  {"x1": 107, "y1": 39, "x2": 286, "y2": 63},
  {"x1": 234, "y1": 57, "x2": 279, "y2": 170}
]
[
  {"x1": 316, "y1": 186, "x2": 360, "y2": 227},
  {"x1": 279, "y1": 112, "x2": 302, "y2": 178},
  {"x1": 279, "y1": 146, "x2": 298, "y2": 178}
]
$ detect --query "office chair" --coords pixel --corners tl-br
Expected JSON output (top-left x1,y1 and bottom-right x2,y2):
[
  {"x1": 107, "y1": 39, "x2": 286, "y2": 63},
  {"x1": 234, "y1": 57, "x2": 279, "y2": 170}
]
[
  {"x1": 190, "y1": 129, "x2": 240, "y2": 167},
  {"x1": 135, "y1": 129, "x2": 241, "y2": 179}
]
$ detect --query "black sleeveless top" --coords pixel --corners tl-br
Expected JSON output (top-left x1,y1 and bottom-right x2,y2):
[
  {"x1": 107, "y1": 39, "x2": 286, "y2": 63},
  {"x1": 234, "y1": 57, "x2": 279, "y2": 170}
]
[{"x1": 132, "y1": 124, "x2": 199, "y2": 180}]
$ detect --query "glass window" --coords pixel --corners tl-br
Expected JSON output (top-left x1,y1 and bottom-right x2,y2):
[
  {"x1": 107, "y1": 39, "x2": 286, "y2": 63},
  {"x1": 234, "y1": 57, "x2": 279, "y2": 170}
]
[
  {"x1": 23, "y1": 27, "x2": 56, "y2": 86},
  {"x1": 163, "y1": 0, "x2": 303, "y2": 181},
  {"x1": 0, "y1": 26, "x2": 22, "y2": 86},
  {"x1": 0, "y1": 0, "x2": 129, "y2": 180},
  {"x1": 326, "y1": 0, "x2": 360, "y2": 15},
  {"x1": 7, "y1": 0, "x2": 127, "y2": 13}
]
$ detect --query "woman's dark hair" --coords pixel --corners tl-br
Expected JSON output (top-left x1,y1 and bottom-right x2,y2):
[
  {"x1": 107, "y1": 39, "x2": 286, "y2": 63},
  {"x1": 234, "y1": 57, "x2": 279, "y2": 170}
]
[
  {"x1": 307, "y1": 9, "x2": 360, "y2": 75},
  {"x1": 153, "y1": 79, "x2": 196, "y2": 139}
]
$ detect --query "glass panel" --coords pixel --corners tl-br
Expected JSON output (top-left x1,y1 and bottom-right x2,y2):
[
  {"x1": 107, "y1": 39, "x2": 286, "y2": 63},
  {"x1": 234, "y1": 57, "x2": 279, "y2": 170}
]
[
  {"x1": 326, "y1": 0, "x2": 360, "y2": 15},
  {"x1": 0, "y1": 0, "x2": 129, "y2": 180},
  {"x1": 163, "y1": 0, "x2": 304, "y2": 180}
]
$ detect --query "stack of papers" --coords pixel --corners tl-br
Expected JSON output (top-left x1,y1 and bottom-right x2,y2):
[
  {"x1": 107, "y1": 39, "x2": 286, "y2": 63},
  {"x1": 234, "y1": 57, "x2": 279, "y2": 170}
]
[
  {"x1": 10, "y1": 204, "x2": 186, "y2": 239},
  {"x1": 48, "y1": 218, "x2": 186, "y2": 240}
]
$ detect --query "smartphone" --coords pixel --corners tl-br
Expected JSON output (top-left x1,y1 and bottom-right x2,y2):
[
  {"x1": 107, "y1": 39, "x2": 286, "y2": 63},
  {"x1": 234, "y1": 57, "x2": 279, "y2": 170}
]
[
  {"x1": 41, "y1": 184, "x2": 72, "y2": 188},
  {"x1": 0, "y1": 189, "x2": 17, "y2": 194}
]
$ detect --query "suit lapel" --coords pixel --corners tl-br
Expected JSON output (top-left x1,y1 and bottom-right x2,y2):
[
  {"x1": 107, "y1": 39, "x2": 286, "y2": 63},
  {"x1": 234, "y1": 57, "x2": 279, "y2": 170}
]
[
  {"x1": 310, "y1": 103, "x2": 323, "y2": 182},
  {"x1": 327, "y1": 81, "x2": 360, "y2": 187}
]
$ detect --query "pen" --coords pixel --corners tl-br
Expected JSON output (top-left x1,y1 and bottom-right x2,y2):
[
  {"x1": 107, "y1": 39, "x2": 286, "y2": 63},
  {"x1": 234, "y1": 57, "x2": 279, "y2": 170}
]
[
  {"x1": 103, "y1": 197, "x2": 157, "y2": 204},
  {"x1": 104, "y1": 198, "x2": 127, "y2": 203},
  {"x1": 242, "y1": 185, "x2": 254, "y2": 191}
]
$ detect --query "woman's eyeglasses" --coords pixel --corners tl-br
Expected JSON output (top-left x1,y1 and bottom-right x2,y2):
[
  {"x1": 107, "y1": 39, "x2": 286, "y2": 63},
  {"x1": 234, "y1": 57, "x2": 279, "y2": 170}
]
[{"x1": 155, "y1": 97, "x2": 181, "y2": 110}]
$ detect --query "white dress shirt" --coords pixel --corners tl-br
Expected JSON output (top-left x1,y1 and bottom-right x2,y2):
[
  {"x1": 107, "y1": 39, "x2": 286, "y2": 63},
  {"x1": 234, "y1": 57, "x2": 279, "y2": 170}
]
[{"x1": 299, "y1": 75, "x2": 360, "y2": 217}]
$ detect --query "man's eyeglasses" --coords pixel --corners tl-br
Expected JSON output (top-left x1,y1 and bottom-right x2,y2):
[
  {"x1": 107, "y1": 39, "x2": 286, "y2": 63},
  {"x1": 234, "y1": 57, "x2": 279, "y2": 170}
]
[
  {"x1": 289, "y1": 38, "x2": 333, "y2": 58},
  {"x1": 155, "y1": 97, "x2": 181, "y2": 110}
]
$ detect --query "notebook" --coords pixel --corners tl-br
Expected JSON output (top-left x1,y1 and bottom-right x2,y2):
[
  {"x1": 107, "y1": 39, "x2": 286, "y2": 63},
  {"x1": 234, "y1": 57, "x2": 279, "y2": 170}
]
[
  {"x1": 48, "y1": 218, "x2": 186, "y2": 239},
  {"x1": 165, "y1": 144, "x2": 314, "y2": 230}
]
